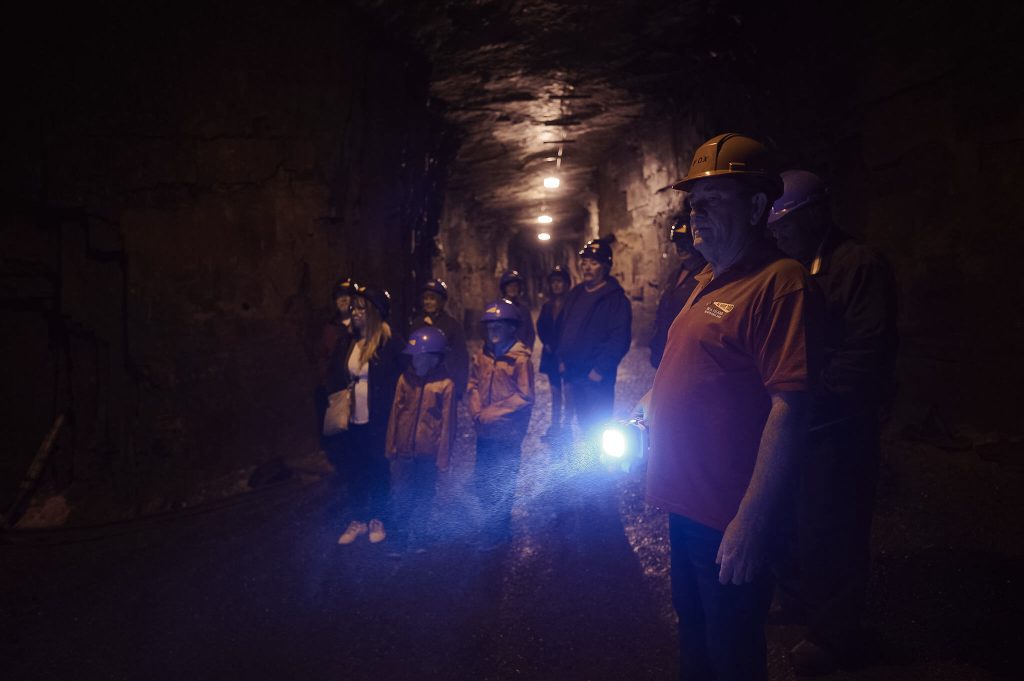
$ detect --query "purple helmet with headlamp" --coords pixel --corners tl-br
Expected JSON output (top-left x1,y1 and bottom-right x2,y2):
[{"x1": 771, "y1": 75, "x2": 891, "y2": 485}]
[
  {"x1": 422, "y1": 278, "x2": 449, "y2": 300},
  {"x1": 352, "y1": 284, "x2": 391, "y2": 319},
  {"x1": 403, "y1": 326, "x2": 448, "y2": 355},
  {"x1": 499, "y1": 269, "x2": 524, "y2": 292},
  {"x1": 579, "y1": 238, "x2": 613, "y2": 268},
  {"x1": 769, "y1": 170, "x2": 829, "y2": 224},
  {"x1": 480, "y1": 298, "x2": 521, "y2": 325}
]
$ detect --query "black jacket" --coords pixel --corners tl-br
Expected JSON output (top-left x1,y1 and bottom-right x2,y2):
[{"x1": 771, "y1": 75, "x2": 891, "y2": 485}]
[
  {"x1": 555, "y1": 276, "x2": 632, "y2": 384},
  {"x1": 536, "y1": 296, "x2": 566, "y2": 376},
  {"x1": 649, "y1": 262, "x2": 703, "y2": 368},
  {"x1": 327, "y1": 329, "x2": 405, "y2": 441},
  {"x1": 409, "y1": 310, "x2": 470, "y2": 399},
  {"x1": 812, "y1": 229, "x2": 899, "y2": 425},
  {"x1": 511, "y1": 298, "x2": 536, "y2": 350}
]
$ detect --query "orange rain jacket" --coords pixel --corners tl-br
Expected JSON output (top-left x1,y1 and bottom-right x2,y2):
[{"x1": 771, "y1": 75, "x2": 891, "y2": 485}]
[
  {"x1": 384, "y1": 367, "x2": 455, "y2": 471},
  {"x1": 467, "y1": 341, "x2": 534, "y2": 439}
]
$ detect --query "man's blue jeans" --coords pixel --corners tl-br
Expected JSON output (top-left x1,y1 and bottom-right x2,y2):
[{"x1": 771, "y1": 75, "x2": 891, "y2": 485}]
[{"x1": 669, "y1": 513, "x2": 774, "y2": 681}]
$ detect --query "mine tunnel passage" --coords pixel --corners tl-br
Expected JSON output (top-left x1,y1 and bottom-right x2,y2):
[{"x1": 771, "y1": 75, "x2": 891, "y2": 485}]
[{"x1": 2, "y1": 2, "x2": 1023, "y2": 680}]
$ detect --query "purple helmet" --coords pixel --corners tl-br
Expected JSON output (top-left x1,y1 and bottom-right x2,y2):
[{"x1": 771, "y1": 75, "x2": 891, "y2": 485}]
[
  {"x1": 332, "y1": 277, "x2": 356, "y2": 299},
  {"x1": 352, "y1": 284, "x2": 391, "y2": 319},
  {"x1": 668, "y1": 216, "x2": 693, "y2": 244},
  {"x1": 499, "y1": 269, "x2": 524, "y2": 291},
  {"x1": 480, "y1": 298, "x2": 521, "y2": 325},
  {"x1": 422, "y1": 278, "x2": 449, "y2": 300},
  {"x1": 769, "y1": 170, "x2": 829, "y2": 224},
  {"x1": 579, "y1": 238, "x2": 613, "y2": 267},
  {"x1": 403, "y1": 326, "x2": 448, "y2": 355},
  {"x1": 548, "y1": 265, "x2": 571, "y2": 284}
]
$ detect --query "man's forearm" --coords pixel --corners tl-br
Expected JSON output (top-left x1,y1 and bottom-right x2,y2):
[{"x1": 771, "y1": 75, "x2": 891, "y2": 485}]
[{"x1": 734, "y1": 391, "x2": 810, "y2": 524}]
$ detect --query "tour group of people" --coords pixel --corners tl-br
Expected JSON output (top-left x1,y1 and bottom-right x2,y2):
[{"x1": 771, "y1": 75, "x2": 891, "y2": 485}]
[
  {"x1": 315, "y1": 245, "x2": 631, "y2": 553},
  {"x1": 315, "y1": 131, "x2": 897, "y2": 680}
]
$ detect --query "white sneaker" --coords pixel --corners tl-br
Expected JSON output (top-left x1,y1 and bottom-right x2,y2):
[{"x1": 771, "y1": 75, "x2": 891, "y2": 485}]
[
  {"x1": 337, "y1": 520, "x2": 368, "y2": 545},
  {"x1": 368, "y1": 518, "x2": 387, "y2": 544}
]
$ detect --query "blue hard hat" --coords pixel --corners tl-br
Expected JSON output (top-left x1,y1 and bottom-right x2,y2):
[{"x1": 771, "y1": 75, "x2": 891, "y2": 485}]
[
  {"x1": 769, "y1": 170, "x2": 829, "y2": 224},
  {"x1": 403, "y1": 326, "x2": 448, "y2": 355},
  {"x1": 579, "y1": 238, "x2": 613, "y2": 267},
  {"x1": 548, "y1": 265, "x2": 571, "y2": 284},
  {"x1": 332, "y1": 277, "x2": 356, "y2": 299},
  {"x1": 668, "y1": 215, "x2": 693, "y2": 244},
  {"x1": 352, "y1": 284, "x2": 391, "y2": 319},
  {"x1": 422, "y1": 278, "x2": 449, "y2": 300},
  {"x1": 499, "y1": 270, "x2": 524, "y2": 291},
  {"x1": 480, "y1": 298, "x2": 521, "y2": 325}
]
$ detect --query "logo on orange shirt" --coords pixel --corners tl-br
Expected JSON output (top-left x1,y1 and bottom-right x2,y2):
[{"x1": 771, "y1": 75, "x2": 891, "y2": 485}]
[{"x1": 704, "y1": 301, "x2": 735, "y2": 319}]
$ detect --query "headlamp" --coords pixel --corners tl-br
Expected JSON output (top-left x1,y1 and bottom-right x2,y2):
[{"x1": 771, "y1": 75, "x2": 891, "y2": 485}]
[{"x1": 599, "y1": 418, "x2": 648, "y2": 473}]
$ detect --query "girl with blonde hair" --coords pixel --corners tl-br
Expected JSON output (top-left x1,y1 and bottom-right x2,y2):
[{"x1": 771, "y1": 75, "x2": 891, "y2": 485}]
[{"x1": 327, "y1": 285, "x2": 404, "y2": 546}]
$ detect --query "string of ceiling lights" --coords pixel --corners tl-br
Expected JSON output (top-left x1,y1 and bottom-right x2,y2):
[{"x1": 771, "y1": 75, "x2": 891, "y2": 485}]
[{"x1": 535, "y1": 81, "x2": 573, "y2": 242}]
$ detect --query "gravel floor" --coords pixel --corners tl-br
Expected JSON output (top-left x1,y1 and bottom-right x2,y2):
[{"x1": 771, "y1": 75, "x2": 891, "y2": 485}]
[{"x1": 1, "y1": 347, "x2": 1020, "y2": 680}]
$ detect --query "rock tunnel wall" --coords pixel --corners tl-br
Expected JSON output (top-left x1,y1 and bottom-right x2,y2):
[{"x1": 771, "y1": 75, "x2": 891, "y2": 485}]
[{"x1": 0, "y1": 4, "x2": 453, "y2": 514}]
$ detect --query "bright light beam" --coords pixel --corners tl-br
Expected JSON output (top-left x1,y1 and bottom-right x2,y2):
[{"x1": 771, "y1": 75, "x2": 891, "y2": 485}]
[{"x1": 601, "y1": 428, "x2": 628, "y2": 458}]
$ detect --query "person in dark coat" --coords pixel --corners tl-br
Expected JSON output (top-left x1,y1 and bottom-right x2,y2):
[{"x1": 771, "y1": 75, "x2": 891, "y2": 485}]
[
  {"x1": 767, "y1": 170, "x2": 898, "y2": 675},
  {"x1": 316, "y1": 277, "x2": 356, "y2": 440},
  {"x1": 556, "y1": 239, "x2": 632, "y2": 434},
  {"x1": 408, "y1": 278, "x2": 469, "y2": 400},
  {"x1": 536, "y1": 265, "x2": 572, "y2": 439},
  {"x1": 649, "y1": 211, "x2": 706, "y2": 368},
  {"x1": 499, "y1": 269, "x2": 536, "y2": 350},
  {"x1": 327, "y1": 285, "x2": 405, "y2": 546}
]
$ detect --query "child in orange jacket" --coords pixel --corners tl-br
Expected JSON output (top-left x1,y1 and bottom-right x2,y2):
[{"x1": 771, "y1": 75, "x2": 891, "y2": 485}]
[
  {"x1": 467, "y1": 299, "x2": 535, "y2": 549},
  {"x1": 385, "y1": 326, "x2": 455, "y2": 549}
]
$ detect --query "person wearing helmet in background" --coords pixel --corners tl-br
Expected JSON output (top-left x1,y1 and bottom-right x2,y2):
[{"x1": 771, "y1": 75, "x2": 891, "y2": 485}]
[
  {"x1": 536, "y1": 265, "x2": 572, "y2": 440},
  {"x1": 499, "y1": 269, "x2": 537, "y2": 350},
  {"x1": 409, "y1": 278, "x2": 469, "y2": 400},
  {"x1": 649, "y1": 207, "x2": 707, "y2": 368},
  {"x1": 637, "y1": 134, "x2": 823, "y2": 681},
  {"x1": 331, "y1": 285, "x2": 405, "y2": 547},
  {"x1": 317, "y1": 277, "x2": 357, "y2": 444},
  {"x1": 467, "y1": 299, "x2": 535, "y2": 551},
  {"x1": 767, "y1": 170, "x2": 898, "y2": 675},
  {"x1": 555, "y1": 238, "x2": 632, "y2": 435},
  {"x1": 385, "y1": 326, "x2": 456, "y2": 552}
]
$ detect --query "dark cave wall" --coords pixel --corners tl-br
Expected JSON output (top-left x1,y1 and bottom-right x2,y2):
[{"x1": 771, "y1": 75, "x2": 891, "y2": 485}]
[
  {"x1": 592, "y1": 1, "x2": 1024, "y2": 437},
  {"x1": 0, "y1": 4, "x2": 451, "y2": 509}
]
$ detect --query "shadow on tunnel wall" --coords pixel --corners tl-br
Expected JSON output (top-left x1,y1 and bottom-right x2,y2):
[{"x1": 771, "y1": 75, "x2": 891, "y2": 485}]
[{"x1": 0, "y1": 2, "x2": 456, "y2": 520}]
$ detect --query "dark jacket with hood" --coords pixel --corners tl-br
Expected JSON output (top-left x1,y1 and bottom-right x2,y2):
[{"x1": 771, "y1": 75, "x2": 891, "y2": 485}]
[{"x1": 555, "y1": 276, "x2": 632, "y2": 384}]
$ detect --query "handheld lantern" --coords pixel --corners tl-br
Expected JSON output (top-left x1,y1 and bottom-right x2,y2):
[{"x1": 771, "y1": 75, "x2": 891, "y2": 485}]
[{"x1": 599, "y1": 418, "x2": 648, "y2": 473}]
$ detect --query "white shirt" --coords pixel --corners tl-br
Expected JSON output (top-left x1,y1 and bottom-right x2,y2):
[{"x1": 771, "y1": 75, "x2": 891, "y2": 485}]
[{"x1": 348, "y1": 340, "x2": 370, "y2": 424}]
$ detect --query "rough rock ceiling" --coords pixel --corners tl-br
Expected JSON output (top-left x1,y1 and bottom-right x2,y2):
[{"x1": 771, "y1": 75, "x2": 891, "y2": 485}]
[{"x1": 365, "y1": 0, "x2": 759, "y2": 236}]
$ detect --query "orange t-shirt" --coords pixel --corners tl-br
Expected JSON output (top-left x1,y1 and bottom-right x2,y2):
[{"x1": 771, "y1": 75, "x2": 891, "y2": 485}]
[{"x1": 646, "y1": 241, "x2": 822, "y2": 531}]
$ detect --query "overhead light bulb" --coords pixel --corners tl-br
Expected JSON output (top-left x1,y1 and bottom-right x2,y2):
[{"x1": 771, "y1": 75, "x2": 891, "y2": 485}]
[
  {"x1": 543, "y1": 176, "x2": 560, "y2": 189},
  {"x1": 538, "y1": 232, "x2": 551, "y2": 241},
  {"x1": 537, "y1": 214, "x2": 553, "y2": 224}
]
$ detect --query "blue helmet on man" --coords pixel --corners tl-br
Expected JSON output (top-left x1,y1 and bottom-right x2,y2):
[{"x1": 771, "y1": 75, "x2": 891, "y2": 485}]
[
  {"x1": 768, "y1": 170, "x2": 829, "y2": 224},
  {"x1": 499, "y1": 269, "x2": 524, "y2": 293},
  {"x1": 579, "y1": 238, "x2": 613, "y2": 268},
  {"x1": 422, "y1": 278, "x2": 449, "y2": 300}
]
